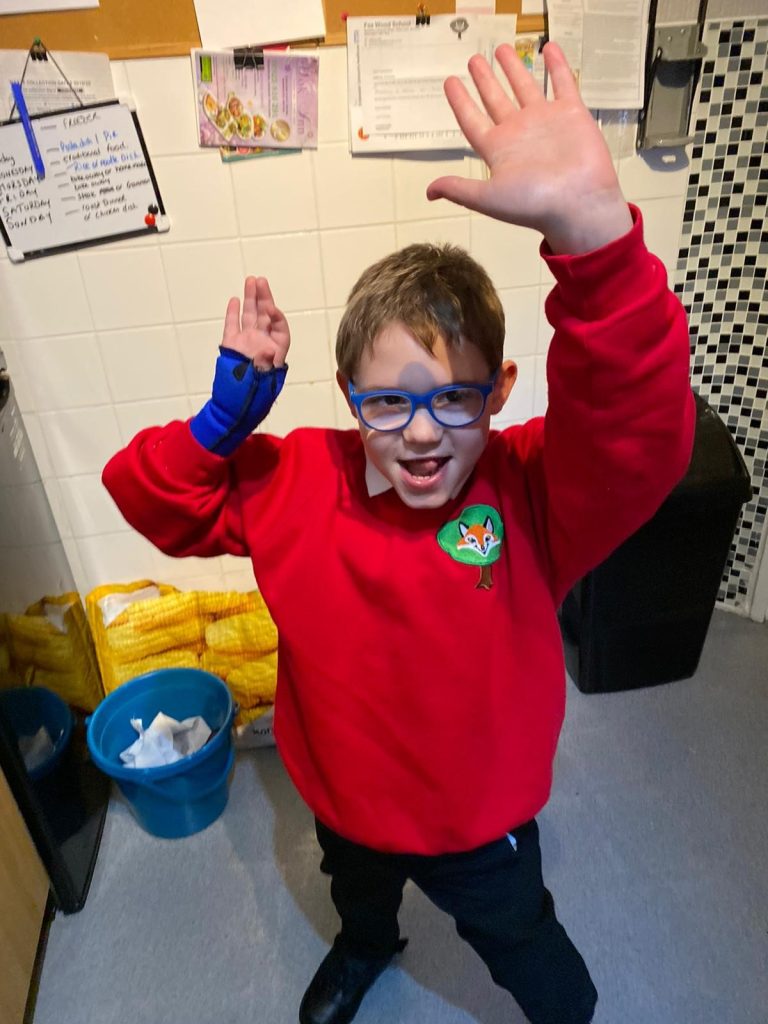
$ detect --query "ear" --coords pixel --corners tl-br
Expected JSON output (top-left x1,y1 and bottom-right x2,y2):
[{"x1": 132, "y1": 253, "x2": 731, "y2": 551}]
[
  {"x1": 336, "y1": 371, "x2": 358, "y2": 419},
  {"x1": 488, "y1": 360, "x2": 517, "y2": 416}
]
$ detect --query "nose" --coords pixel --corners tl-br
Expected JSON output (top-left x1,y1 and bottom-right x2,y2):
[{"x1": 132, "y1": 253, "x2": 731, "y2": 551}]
[{"x1": 402, "y1": 406, "x2": 443, "y2": 445}]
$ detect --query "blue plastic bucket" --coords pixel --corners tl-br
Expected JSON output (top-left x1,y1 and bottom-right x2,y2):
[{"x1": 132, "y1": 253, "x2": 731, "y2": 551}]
[
  {"x1": 86, "y1": 668, "x2": 235, "y2": 839},
  {"x1": 0, "y1": 686, "x2": 74, "y2": 780}
]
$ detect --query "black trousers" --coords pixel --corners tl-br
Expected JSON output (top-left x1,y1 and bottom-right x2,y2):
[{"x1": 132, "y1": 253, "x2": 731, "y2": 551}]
[{"x1": 315, "y1": 818, "x2": 597, "y2": 1024}]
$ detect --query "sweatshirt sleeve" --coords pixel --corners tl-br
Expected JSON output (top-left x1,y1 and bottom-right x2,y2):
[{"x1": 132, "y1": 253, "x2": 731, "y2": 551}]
[
  {"x1": 102, "y1": 419, "x2": 282, "y2": 559},
  {"x1": 514, "y1": 205, "x2": 696, "y2": 607}
]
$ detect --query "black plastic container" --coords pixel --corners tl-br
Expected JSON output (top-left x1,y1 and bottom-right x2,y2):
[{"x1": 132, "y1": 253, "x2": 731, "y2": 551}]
[{"x1": 560, "y1": 392, "x2": 753, "y2": 693}]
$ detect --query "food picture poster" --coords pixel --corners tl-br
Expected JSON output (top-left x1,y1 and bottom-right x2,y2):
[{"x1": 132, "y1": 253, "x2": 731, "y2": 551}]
[{"x1": 193, "y1": 50, "x2": 319, "y2": 150}]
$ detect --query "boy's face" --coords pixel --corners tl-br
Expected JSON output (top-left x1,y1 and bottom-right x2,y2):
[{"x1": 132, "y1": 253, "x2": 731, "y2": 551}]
[{"x1": 338, "y1": 322, "x2": 517, "y2": 509}]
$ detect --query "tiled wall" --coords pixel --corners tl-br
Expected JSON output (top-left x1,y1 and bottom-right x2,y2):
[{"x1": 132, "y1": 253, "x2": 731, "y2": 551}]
[
  {"x1": 675, "y1": 17, "x2": 767, "y2": 613},
  {"x1": 0, "y1": 46, "x2": 698, "y2": 598}
]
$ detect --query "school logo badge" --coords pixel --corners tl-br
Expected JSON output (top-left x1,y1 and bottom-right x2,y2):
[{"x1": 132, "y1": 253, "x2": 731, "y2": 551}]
[{"x1": 437, "y1": 503, "x2": 504, "y2": 590}]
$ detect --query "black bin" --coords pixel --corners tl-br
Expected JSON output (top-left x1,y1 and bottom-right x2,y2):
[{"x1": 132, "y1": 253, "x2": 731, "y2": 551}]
[{"x1": 560, "y1": 392, "x2": 752, "y2": 693}]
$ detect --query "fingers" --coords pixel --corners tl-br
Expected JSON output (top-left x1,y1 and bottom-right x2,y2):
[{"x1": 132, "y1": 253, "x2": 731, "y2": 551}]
[
  {"x1": 493, "y1": 44, "x2": 544, "y2": 108},
  {"x1": 253, "y1": 277, "x2": 276, "y2": 334},
  {"x1": 467, "y1": 53, "x2": 516, "y2": 123},
  {"x1": 541, "y1": 41, "x2": 580, "y2": 102},
  {"x1": 443, "y1": 75, "x2": 493, "y2": 153},
  {"x1": 240, "y1": 275, "x2": 259, "y2": 331},
  {"x1": 426, "y1": 174, "x2": 487, "y2": 214},
  {"x1": 221, "y1": 296, "x2": 241, "y2": 344}
]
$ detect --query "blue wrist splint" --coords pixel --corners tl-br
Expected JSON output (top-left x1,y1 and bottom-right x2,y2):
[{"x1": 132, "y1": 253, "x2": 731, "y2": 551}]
[{"x1": 190, "y1": 347, "x2": 288, "y2": 456}]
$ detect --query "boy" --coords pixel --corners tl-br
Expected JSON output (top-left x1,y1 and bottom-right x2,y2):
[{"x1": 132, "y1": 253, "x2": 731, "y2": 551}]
[{"x1": 103, "y1": 43, "x2": 695, "y2": 1024}]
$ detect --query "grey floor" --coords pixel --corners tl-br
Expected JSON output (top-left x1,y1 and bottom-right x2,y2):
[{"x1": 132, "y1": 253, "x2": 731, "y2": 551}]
[{"x1": 32, "y1": 609, "x2": 768, "y2": 1024}]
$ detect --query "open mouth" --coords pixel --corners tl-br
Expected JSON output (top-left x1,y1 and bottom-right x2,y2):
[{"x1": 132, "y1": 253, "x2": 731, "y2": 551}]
[{"x1": 398, "y1": 457, "x2": 450, "y2": 487}]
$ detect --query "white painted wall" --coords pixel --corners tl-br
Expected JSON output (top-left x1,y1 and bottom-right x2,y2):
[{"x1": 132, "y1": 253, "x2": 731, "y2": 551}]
[{"x1": 0, "y1": 48, "x2": 691, "y2": 597}]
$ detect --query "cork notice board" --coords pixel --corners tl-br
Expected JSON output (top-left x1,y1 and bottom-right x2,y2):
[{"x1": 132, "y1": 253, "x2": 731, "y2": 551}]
[{"x1": 0, "y1": 0, "x2": 544, "y2": 59}]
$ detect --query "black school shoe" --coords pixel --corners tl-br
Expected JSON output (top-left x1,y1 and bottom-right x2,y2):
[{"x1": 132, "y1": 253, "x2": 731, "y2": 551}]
[{"x1": 299, "y1": 937, "x2": 408, "y2": 1024}]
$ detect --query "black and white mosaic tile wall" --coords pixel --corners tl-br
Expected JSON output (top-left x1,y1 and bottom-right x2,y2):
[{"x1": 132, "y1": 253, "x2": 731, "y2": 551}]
[{"x1": 674, "y1": 17, "x2": 767, "y2": 612}]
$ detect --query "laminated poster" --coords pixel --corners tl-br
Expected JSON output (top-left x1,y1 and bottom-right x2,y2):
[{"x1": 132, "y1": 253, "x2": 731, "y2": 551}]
[{"x1": 192, "y1": 49, "x2": 318, "y2": 151}]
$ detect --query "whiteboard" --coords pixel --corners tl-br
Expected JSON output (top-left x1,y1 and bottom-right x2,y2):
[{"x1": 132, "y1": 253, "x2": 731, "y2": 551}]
[{"x1": 0, "y1": 101, "x2": 167, "y2": 261}]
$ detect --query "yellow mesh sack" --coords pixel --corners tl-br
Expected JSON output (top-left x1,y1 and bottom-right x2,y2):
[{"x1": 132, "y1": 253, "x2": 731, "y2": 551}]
[
  {"x1": 226, "y1": 652, "x2": 277, "y2": 709},
  {"x1": 86, "y1": 580, "x2": 182, "y2": 694},
  {"x1": 7, "y1": 594, "x2": 103, "y2": 711}
]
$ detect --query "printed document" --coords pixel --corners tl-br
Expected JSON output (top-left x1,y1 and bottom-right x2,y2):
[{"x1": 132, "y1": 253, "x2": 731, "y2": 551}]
[{"x1": 347, "y1": 14, "x2": 518, "y2": 154}]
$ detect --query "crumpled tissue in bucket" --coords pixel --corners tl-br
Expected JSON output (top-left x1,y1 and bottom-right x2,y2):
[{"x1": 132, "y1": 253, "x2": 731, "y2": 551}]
[
  {"x1": 120, "y1": 712, "x2": 211, "y2": 768},
  {"x1": 19, "y1": 726, "x2": 56, "y2": 772}
]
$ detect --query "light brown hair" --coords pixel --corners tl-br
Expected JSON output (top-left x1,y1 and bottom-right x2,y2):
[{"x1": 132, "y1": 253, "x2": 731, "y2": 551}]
[{"x1": 335, "y1": 243, "x2": 505, "y2": 379}]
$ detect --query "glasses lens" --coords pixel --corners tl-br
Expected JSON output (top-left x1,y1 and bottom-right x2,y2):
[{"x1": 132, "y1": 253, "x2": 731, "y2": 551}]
[
  {"x1": 359, "y1": 393, "x2": 413, "y2": 430},
  {"x1": 431, "y1": 386, "x2": 486, "y2": 426}
]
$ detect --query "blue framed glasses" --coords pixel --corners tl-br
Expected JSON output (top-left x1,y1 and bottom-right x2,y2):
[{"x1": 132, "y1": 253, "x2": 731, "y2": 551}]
[{"x1": 347, "y1": 376, "x2": 497, "y2": 432}]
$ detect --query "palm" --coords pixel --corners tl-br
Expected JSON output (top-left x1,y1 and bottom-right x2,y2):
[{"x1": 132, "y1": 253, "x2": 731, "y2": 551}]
[
  {"x1": 427, "y1": 43, "x2": 631, "y2": 254},
  {"x1": 222, "y1": 276, "x2": 290, "y2": 370}
]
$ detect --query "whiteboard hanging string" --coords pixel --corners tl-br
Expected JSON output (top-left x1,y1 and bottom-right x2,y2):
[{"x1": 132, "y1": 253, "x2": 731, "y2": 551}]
[{"x1": 7, "y1": 38, "x2": 85, "y2": 122}]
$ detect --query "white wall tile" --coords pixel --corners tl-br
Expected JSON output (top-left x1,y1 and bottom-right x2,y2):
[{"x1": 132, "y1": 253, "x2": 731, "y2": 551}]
[
  {"x1": 0, "y1": 255, "x2": 93, "y2": 339},
  {"x1": 18, "y1": 333, "x2": 111, "y2": 411},
  {"x1": 241, "y1": 233, "x2": 324, "y2": 312},
  {"x1": 286, "y1": 310, "x2": 332, "y2": 383},
  {"x1": 153, "y1": 154, "x2": 239, "y2": 242},
  {"x1": 318, "y1": 46, "x2": 349, "y2": 144},
  {"x1": 637, "y1": 195, "x2": 687, "y2": 277},
  {"x1": 114, "y1": 397, "x2": 192, "y2": 444},
  {"x1": 152, "y1": 551, "x2": 224, "y2": 583},
  {"x1": 2, "y1": 339, "x2": 34, "y2": 413},
  {"x1": 222, "y1": 566, "x2": 259, "y2": 592},
  {"x1": 125, "y1": 58, "x2": 199, "y2": 156},
  {"x1": 232, "y1": 151, "x2": 317, "y2": 236},
  {"x1": 109, "y1": 61, "x2": 131, "y2": 100},
  {"x1": 39, "y1": 406, "x2": 122, "y2": 476},
  {"x1": 320, "y1": 225, "x2": 397, "y2": 307},
  {"x1": 499, "y1": 286, "x2": 540, "y2": 359},
  {"x1": 395, "y1": 217, "x2": 471, "y2": 250},
  {"x1": 162, "y1": 241, "x2": 245, "y2": 322},
  {"x1": 470, "y1": 217, "x2": 541, "y2": 290},
  {"x1": 393, "y1": 154, "x2": 469, "y2": 222},
  {"x1": 312, "y1": 145, "x2": 394, "y2": 228},
  {"x1": 62, "y1": 537, "x2": 88, "y2": 595},
  {"x1": 59, "y1": 474, "x2": 131, "y2": 536},
  {"x1": 79, "y1": 248, "x2": 172, "y2": 330},
  {"x1": 42, "y1": 478, "x2": 73, "y2": 539},
  {"x1": 99, "y1": 325, "x2": 186, "y2": 401},
  {"x1": 264, "y1": 381, "x2": 336, "y2": 434},
  {"x1": 77, "y1": 532, "x2": 158, "y2": 588},
  {"x1": 491, "y1": 355, "x2": 536, "y2": 427},
  {"x1": 176, "y1": 320, "x2": 220, "y2": 393}
]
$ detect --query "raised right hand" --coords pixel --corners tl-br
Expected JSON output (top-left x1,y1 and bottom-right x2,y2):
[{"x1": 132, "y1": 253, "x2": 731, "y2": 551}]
[{"x1": 222, "y1": 276, "x2": 290, "y2": 370}]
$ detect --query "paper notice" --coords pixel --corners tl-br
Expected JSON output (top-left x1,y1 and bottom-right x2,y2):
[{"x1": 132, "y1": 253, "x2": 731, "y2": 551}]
[
  {"x1": 0, "y1": 50, "x2": 114, "y2": 122},
  {"x1": 0, "y1": 0, "x2": 96, "y2": 11},
  {"x1": 547, "y1": 0, "x2": 649, "y2": 109},
  {"x1": 347, "y1": 14, "x2": 518, "y2": 154},
  {"x1": 193, "y1": 0, "x2": 325, "y2": 49}
]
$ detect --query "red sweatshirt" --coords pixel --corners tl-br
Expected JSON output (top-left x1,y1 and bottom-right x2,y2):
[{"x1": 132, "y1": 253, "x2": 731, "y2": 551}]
[{"x1": 103, "y1": 210, "x2": 695, "y2": 854}]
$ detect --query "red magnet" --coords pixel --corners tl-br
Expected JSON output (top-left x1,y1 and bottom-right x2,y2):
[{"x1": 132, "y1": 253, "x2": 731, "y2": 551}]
[{"x1": 144, "y1": 213, "x2": 156, "y2": 227}]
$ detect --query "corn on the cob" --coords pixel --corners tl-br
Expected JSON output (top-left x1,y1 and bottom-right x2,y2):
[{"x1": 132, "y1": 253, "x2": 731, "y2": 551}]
[
  {"x1": 8, "y1": 633, "x2": 75, "y2": 673},
  {"x1": 197, "y1": 590, "x2": 262, "y2": 619},
  {"x1": 235, "y1": 704, "x2": 273, "y2": 728},
  {"x1": 110, "y1": 591, "x2": 204, "y2": 631},
  {"x1": 200, "y1": 649, "x2": 240, "y2": 680},
  {"x1": 226, "y1": 653, "x2": 277, "y2": 707},
  {"x1": 204, "y1": 610, "x2": 277, "y2": 656},
  {"x1": 106, "y1": 618, "x2": 205, "y2": 659},
  {"x1": 111, "y1": 648, "x2": 201, "y2": 688}
]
